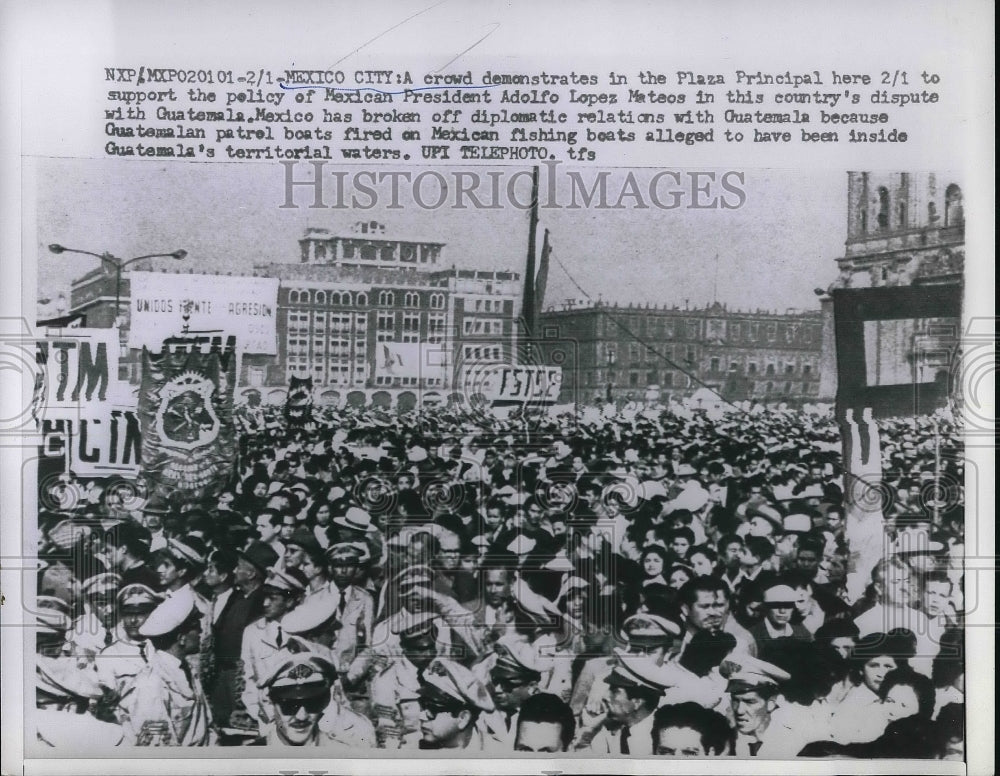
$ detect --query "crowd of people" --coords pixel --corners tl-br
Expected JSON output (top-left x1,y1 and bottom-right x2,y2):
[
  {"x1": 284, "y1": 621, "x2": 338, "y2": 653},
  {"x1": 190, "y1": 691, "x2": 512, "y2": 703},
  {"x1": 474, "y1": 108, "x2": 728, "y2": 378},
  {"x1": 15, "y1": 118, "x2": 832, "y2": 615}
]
[{"x1": 33, "y1": 398, "x2": 966, "y2": 758}]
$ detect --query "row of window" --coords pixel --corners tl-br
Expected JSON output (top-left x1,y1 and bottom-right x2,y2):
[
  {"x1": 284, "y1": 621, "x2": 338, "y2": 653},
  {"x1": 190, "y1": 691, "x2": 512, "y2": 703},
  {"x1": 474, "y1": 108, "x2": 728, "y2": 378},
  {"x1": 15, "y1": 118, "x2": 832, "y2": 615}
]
[
  {"x1": 596, "y1": 316, "x2": 818, "y2": 344},
  {"x1": 286, "y1": 289, "x2": 447, "y2": 309}
]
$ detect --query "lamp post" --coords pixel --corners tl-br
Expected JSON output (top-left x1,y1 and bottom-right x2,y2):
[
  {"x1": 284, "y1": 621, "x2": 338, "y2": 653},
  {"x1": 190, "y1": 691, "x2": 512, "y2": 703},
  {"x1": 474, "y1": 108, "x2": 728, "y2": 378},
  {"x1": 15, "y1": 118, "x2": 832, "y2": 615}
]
[
  {"x1": 48, "y1": 244, "x2": 187, "y2": 325},
  {"x1": 606, "y1": 348, "x2": 616, "y2": 404}
]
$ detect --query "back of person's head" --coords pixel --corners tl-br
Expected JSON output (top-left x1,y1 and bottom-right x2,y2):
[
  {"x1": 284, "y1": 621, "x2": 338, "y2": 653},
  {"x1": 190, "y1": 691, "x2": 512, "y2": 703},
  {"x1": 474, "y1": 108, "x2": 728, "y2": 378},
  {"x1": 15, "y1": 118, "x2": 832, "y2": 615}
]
[{"x1": 678, "y1": 630, "x2": 737, "y2": 676}]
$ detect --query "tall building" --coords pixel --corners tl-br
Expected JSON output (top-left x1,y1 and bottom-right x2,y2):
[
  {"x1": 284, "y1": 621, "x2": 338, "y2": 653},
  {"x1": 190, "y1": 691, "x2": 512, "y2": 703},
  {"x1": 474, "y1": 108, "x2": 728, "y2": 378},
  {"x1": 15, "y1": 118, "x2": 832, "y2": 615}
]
[
  {"x1": 818, "y1": 172, "x2": 965, "y2": 401},
  {"x1": 68, "y1": 221, "x2": 522, "y2": 397},
  {"x1": 537, "y1": 301, "x2": 823, "y2": 405}
]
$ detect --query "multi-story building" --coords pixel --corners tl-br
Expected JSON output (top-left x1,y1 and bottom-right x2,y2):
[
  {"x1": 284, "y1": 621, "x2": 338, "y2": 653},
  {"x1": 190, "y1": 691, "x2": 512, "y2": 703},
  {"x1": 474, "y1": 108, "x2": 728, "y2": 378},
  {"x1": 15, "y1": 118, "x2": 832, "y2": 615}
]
[
  {"x1": 538, "y1": 301, "x2": 823, "y2": 405},
  {"x1": 818, "y1": 172, "x2": 965, "y2": 401},
  {"x1": 68, "y1": 221, "x2": 522, "y2": 398}
]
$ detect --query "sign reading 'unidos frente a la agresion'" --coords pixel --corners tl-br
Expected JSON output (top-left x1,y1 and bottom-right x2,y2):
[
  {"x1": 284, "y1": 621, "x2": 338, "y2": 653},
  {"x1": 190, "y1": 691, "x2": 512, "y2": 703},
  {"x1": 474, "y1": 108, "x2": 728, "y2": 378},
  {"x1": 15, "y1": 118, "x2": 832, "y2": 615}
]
[{"x1": 127, "y1": 271, "x2": 279, "y2": 354}]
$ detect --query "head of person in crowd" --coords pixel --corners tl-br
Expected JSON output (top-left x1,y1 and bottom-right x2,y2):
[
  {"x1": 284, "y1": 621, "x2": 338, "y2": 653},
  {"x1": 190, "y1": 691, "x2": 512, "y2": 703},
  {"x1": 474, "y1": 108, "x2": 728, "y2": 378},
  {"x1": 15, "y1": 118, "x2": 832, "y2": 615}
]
[
  {"x1": 397, "y1": 612, "x2": 440, "y2": 673},
  {"x1": 813, "y1": 618, "x2": 859, "y2": 660},
  {"x1": 621, "y1": 612, "x2": 681, "y2": 663},
  {"x1": 849, "y1": 632, "x2": 903, "y2": 694},
  {"x1": 679, "y1": 576, "x2": 731, "y2": 635},
  {"x1": 307, "y1": 499, "x2": 334, "y2": 531},
  {"x1": 482, "y1": 566, "x2": 513, "y2": 610},
  {"x1": 234, "y1": 541, "x2": 280, "y2": 595},
  {"x1": 81, "y1": 573, "x2": 121, "y2": 631},
  {"x1": 604, "y1": 650, "x2": 668, "y2": 730},
  {"x1": 761, "y1": 582, "x2": 798, "y2": 630},
  {"x1": 434, "y1": 527, "x2": 462, "y2": 572},
  {"x1": 652, "y1": 702, "x2": 734, "y2": 756},
  {"x1": 793, "y1": 535, "x2": 825, "y2": 580},
  {"x1": 203, "y1": 549, "x2": 237, "y2": 596},
  {"x1": 417, "y1": 658, "x2": 495, "y2": 749},
  {"x1": 489, "y1": 641, "x2": 542, "y2": 714},
  {"x1": 35, "y1": 596, "x2": 73, "y2": 658},
  {"x1": 717, "y1": 534, "x2": 743, "y2": 573},
  {"x1": 739, "y1": 536, "x2": 774, "y2": 575},
  {"x1": 104, "y1": 521, "x2": 152, "y2": 573},
  {"x1": 262, "y1": 566, "x2": 308, "y2": 623},
  {"x1": 327, "y1": 542, "x2": 368, "y2": 590},
  {"x1": 153, "y1": 536, "x2": 206, "y2": 593},
  {"x1": 281, "y1": 593, "x2": 341, "y2": 650},
  {"x1": 284, "y1": 528, "x2": 323, "y2": 572},
  {"x1": 513, "y1": 693, "x2": 575, "y2": 753},
  {"x1": 746, "y1": 506, "x2": 781, "y2": 539},
  {"x1": 666, "y1": 527, "x2": 695, "y2": 561},
  {"x1": 678, "y1": 629, "x2": 738, "y2": 677},
  {"x1": 878, "y1": 667, "x2": 935, "y2": 723},
  {"x1": 922, "y1": 571, "x2": 954, "y2": 619},
  {"x1": 666, "y1": 564, "x2": 695, "y2": 591},
  {"x1": 687, "y1": 545, "x2": 717, "y2": 578},
  {"x1": 254, "y1": 509, "x2": 283, "y2": 545},
  {"x1": 640, "y1": 544, "x2": 669, "y2": 583},
  {"x1": 872, "y1": 556, "x2": 914, "y2": 608},
  {"x1": 139, "y1": 585, "x2": 204, "y2": 661},
  {"x1": 724, "y1": 656, "x2": 791, "y2": 738},
  {"x1": 278, "y1": 511, "x2": 299, "y2": 543},
  {"x1": 117, "y1": 584, "x2": 162, "y2": 642},
  {"x1": 263, "y1": 650, "x2": 337, "y2": 745},
  {"x1": 560, "y1": 577, "x2": 588, "y2": 623}
]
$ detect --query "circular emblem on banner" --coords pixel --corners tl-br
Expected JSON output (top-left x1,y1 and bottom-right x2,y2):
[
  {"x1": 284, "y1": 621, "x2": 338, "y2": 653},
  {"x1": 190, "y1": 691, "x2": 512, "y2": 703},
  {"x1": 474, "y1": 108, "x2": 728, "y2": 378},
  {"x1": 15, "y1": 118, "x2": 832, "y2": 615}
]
[{"x1": 154, "y1": 371, "x2": 220, "y2": 450}]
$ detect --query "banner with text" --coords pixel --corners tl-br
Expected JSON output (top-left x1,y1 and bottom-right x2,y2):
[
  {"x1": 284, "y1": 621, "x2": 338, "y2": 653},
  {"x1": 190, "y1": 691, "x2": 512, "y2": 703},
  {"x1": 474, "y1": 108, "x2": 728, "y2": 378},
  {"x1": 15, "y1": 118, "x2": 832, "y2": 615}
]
[
  {"x1": 461, "y1": 364, "x2": 563, "y2": 405},
  {"x1": 35, "y1": 328, "x2": 142, "y2": 477},
  {"x1": 128, "y1": 271, "x2": 279, "y2": 354}
]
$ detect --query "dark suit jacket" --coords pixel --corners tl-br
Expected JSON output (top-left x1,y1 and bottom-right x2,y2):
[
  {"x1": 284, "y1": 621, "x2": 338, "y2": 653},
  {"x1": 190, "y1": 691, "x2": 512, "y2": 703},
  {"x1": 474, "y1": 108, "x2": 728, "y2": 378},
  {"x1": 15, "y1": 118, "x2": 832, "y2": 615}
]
[{"x1": 212, "y1": 586, "x2": 265, "y2": 666}]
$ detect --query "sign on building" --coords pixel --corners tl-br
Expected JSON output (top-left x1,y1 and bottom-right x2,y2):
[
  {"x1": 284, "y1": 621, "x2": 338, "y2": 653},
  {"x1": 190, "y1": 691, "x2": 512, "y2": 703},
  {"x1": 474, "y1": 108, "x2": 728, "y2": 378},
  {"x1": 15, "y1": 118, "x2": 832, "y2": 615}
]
[
  {"x1": 128, "y1": 272, "x2": 279, "y2": 354},
  {"x1": 461, "y1": 363, "x2": 562, "y2": 405}
]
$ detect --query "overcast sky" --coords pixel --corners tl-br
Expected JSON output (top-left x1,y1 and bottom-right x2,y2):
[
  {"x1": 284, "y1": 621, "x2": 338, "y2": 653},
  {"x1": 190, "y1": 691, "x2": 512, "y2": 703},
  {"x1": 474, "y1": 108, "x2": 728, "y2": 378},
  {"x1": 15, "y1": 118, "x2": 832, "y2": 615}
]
[{"x1": 35, "y1": 159, "x2": 846, "y2": 313}]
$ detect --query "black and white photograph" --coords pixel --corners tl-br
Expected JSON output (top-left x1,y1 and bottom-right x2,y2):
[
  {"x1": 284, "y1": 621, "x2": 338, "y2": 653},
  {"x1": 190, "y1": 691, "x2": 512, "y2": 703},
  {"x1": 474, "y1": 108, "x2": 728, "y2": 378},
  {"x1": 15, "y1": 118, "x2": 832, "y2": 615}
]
[
  {"x1": 0, "y1": 3, "x2": 993, "y2": 775},
  {"x1": 26, "y1": 161, "x2": 968, "y2": 759}
]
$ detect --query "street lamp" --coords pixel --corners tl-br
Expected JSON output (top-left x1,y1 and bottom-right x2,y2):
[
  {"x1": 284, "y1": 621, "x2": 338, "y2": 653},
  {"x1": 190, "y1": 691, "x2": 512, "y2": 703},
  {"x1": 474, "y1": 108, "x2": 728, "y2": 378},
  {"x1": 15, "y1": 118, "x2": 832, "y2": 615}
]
[{"x1": 48, "y1": 244, "x2": 187, "y2": 323}]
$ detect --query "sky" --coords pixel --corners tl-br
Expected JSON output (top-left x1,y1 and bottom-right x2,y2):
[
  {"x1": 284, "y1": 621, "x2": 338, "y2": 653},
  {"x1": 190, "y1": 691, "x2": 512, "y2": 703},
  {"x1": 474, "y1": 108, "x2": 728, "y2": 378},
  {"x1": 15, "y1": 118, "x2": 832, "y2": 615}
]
[{"x1": 34, "y1": 159, "x2": 847, "y2": 314}]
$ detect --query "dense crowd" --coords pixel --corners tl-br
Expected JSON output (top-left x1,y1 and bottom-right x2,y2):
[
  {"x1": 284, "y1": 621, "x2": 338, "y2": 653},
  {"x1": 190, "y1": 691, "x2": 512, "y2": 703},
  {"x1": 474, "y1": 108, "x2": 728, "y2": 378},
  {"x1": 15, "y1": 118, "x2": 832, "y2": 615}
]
[{"x1": 34, "y1": 399, "x2": 966, "y2": 758}]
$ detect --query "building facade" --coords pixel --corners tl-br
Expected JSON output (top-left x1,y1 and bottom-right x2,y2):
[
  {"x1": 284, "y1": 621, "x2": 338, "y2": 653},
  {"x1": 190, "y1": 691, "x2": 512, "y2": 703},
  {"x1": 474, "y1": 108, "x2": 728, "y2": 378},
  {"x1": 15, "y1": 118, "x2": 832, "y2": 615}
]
[
  {"x1": 538, "y1": 301, "x2": 823, "y2": 405},
  {"x1": 818, "y1": 172, "x2": 965, "y2": 401}
]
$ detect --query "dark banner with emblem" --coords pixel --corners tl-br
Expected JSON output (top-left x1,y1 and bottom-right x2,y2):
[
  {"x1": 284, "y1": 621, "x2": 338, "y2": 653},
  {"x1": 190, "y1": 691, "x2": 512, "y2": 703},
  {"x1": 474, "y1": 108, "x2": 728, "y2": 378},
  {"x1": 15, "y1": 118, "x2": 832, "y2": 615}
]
[{"x1": 138, "y1": 341, "x2": 237, "y2": 505}]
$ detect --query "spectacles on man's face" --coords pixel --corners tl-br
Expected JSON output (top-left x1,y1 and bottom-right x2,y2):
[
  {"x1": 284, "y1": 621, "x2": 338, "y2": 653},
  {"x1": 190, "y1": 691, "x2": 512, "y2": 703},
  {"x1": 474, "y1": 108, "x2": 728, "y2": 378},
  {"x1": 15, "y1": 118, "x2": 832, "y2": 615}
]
[
  {"x1": 419, "y1": 699, "x2": 463, "y2": 719},
  {"x1": 276, "y1": 695, "x2": 327, "y2": 715},
  {"x1": 490, "y1": 673, "x2": 529, "y2": 692}
]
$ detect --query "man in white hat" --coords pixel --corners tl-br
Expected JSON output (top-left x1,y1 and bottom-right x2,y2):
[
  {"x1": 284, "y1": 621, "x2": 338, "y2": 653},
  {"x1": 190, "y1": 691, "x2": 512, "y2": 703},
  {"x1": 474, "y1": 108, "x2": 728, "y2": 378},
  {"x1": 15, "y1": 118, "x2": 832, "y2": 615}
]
[
  {"x1": 95, "y1": 584, "x2": 163, "y2": 722},
  {"x1": 65, "y1": 572, "x2": 121, "y2": 661},
  {"x1": 122, "y1": 586, "x2": 213, "y2": 746},
  {"x1": 575, "y1": 651, "x2": 671, "y2": 755},
  {"x1": 259, "y1": 647, "x2": 375, "y2": 748},
  {"x1": 416, "y1": 658, "x2": 499, "y2": 751},
  {"x1": 724, "y1": 654, "x2": 798, "y2": 757},
  {"x1": 239, "y1": 565, "x2": 307, "y2": 731},
  {"x1": 370, "y1": 611, "x2": 442, "y2": 749},
  {"x1": 326, "y1": 542, "x2": 375, "y2": 680}
]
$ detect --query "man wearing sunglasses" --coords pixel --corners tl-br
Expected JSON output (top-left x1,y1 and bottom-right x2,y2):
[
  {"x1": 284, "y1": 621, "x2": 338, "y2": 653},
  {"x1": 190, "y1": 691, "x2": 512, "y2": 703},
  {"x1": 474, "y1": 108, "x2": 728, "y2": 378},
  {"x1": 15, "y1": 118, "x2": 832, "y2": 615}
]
[
  {"x1": 482, "y1": 640, "x2": 543, "y2": 745},
  {"x1": 417, "y1": 658, "x2": 497, "y2": 751},
  {"x1": 261, "y1": 651, "x2": 334, "y2": 746}
]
